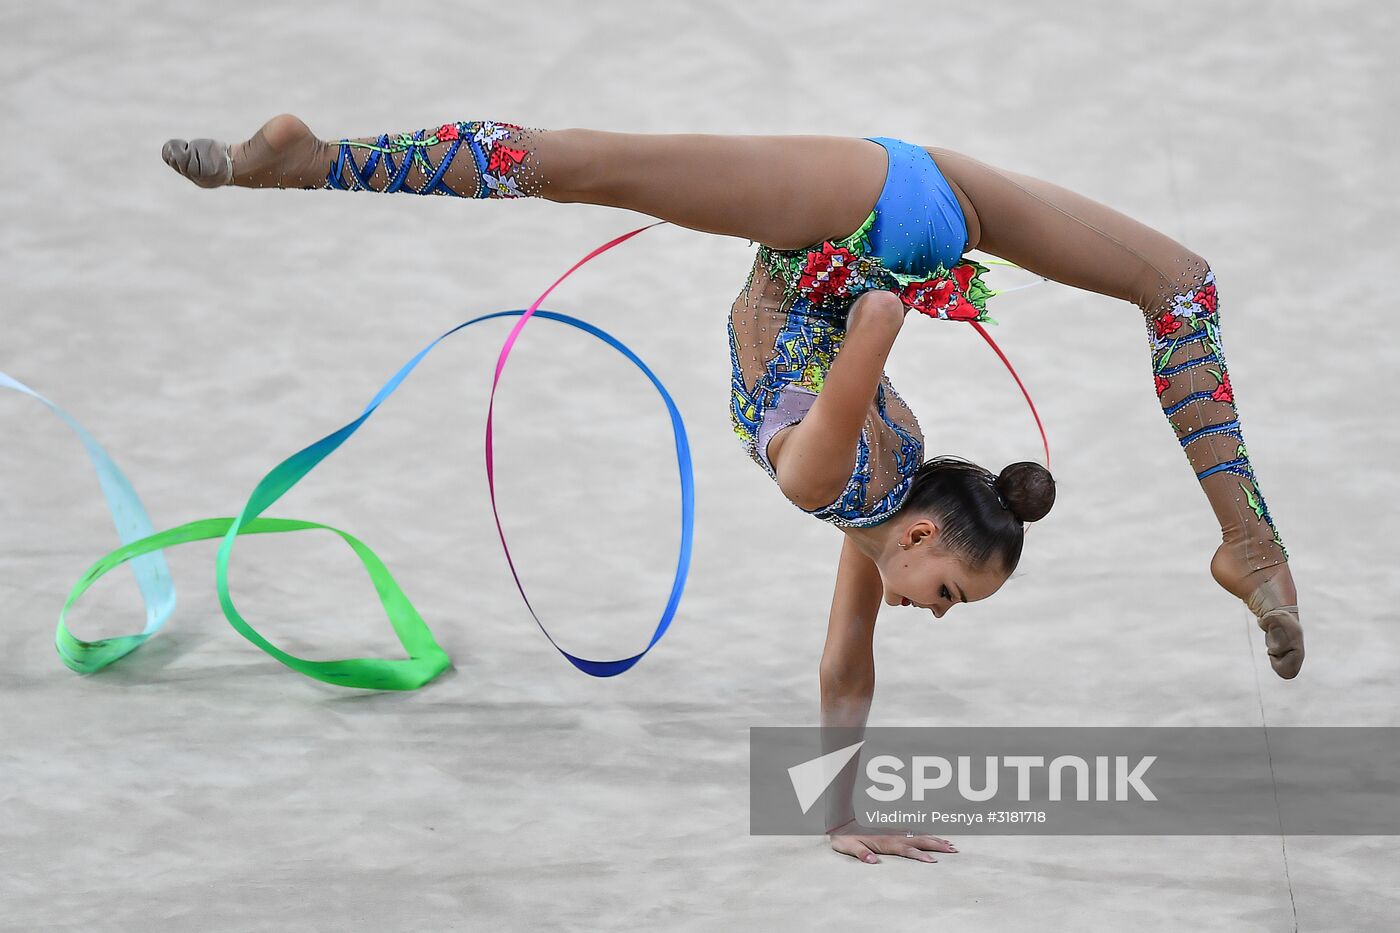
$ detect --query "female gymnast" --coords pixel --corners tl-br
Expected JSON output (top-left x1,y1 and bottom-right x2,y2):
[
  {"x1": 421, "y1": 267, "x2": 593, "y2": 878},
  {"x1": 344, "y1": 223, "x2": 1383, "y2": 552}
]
[{"x1": 161, "y1": 115, "x2": 1305, "y2": 864}]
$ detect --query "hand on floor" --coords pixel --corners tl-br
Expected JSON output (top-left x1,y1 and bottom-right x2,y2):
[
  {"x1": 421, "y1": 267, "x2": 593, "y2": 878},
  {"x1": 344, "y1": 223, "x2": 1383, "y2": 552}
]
[{"x1": 828, "y1": 822, "x2": 958, "y2": 864}]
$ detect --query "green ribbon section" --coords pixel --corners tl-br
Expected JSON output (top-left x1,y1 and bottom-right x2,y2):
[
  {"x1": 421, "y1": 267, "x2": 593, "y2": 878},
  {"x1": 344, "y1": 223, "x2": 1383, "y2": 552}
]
[{"x1": 56, "y1": 515, "x2": 450, "y2": 690}]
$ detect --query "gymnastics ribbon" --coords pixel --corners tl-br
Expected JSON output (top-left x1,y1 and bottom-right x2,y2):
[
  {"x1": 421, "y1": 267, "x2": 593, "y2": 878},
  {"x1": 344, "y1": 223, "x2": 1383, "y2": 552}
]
[
  {"x1": 979, "y1": 260, "x2": 1053, "y2": 470},
  {"x1": 10, "y1": 220, "x2": 692, "y2": 690},
  {"x1": 7, "y1": 223, "x2": 1043, "y2": 690},
  {"x1": 970, "y1": 321, "x2": 1050, "y2": 471},
  {"x1": 0, "y1": 371, "x2": 177, "y2": 669}
]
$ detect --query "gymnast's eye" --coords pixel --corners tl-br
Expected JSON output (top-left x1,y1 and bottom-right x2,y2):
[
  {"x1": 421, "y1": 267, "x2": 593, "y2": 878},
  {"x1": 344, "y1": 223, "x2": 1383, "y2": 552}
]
[{"x1": 940, "y1": 585, "x2": 952, "y2": 603}]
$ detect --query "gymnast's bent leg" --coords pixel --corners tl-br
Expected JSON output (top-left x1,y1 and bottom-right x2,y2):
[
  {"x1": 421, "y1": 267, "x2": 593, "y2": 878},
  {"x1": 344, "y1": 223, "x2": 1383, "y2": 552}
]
[
  {"x1": 160, "y1": 114, "x2": 888, "y2": 252},
  {"x1": 930, "y1": 146, "x2": 1303, "y2": 679}
]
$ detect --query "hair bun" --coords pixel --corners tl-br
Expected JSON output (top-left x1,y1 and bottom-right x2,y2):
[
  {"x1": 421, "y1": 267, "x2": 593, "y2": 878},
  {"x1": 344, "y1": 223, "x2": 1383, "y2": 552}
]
[{"x1": 995, "y1": 461, "x2": 1056, "y2": 523}]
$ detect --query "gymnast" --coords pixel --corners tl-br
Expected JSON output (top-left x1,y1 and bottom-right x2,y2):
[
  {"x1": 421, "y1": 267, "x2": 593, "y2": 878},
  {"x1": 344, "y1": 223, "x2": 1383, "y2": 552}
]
[{"x1": 161, "y1": 115, "x2": 1305, "y2": 864}]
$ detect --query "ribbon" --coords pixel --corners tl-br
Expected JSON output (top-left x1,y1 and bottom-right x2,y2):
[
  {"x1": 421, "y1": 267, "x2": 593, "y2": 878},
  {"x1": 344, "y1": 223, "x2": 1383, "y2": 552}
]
[
  {"x1": 979, "y1": 261, "x2": 1052, "y2": 469},
  {"x1": 0, "y1": 371, "x2": 177, "y2": 668},
  {"x1": 969, "y1": 321, "x2": 1051, "y2": 471},
  {"x1": 8, "y1": 220, "x2": 692, "y2": 690},
  {"x1": 6, "y1": 221, "x2": 1043, "y2": 691}
]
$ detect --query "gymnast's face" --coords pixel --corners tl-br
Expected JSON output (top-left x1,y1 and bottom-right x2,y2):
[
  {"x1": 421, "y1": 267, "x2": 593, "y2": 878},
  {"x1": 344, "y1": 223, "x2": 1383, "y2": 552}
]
[{"x1": 876, "y1": 519, "x2": 1008, "y2": 619}]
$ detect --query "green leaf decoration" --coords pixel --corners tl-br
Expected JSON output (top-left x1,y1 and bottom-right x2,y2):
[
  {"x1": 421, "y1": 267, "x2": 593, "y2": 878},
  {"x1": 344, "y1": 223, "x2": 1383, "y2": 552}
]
[
  {"x1": 1205, "y1": 320, "x2": 1220, "y2": 351},
  {"x1": 1156, "y1": 338, "x2": 1181, "y2": 370},
  {"x1": 1240, "y1": 482, "x2": 1265, "y2": 519}
]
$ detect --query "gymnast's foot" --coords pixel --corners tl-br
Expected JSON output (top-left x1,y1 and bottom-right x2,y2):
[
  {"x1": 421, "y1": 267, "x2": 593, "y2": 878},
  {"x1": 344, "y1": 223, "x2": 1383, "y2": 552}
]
[
  {"x1": 1210, "y1": 544, "x2": 1304, "y2": 680},
  {"x1": 161, "y1": 113, "x2": 330, "y2": 190}
]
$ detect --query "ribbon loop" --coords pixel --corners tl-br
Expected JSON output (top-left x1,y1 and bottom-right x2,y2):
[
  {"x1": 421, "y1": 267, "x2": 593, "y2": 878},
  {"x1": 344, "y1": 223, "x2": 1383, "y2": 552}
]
[{"x1": 7, "y1": 223, "x2": 1043, "y2": 690}]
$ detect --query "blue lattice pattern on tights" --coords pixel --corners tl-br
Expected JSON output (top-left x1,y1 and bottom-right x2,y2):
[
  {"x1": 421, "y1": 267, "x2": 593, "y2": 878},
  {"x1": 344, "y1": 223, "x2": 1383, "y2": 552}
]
[
  {"x1": 322, "y1": 120, "x2": 536, "y2": 198},
  {"x1": 1147, "y1": 268, "x2": 1288, "y2": 561}
]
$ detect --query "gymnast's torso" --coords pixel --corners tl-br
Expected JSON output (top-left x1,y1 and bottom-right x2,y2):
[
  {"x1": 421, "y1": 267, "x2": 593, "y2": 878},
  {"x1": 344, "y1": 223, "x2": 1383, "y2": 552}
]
[{"x1": 727, "y1": 136, "x2": 988, "y2": 528}]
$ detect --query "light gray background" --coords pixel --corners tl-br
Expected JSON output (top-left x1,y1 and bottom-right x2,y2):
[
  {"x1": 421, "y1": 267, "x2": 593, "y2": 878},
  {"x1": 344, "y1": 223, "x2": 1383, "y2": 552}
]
[{"x1": 2, "y1": 1, "x2": 1396, "y2": 930}]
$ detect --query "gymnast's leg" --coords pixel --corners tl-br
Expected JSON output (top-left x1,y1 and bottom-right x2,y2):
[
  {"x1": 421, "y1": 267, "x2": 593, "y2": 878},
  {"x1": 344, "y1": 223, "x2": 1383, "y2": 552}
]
[
  {"x1": 160, "y1": 114, "x2": 887, "y2": 251},
  {"x1": 929, "y1": 146, "x2": 1303, "y2": 679}
]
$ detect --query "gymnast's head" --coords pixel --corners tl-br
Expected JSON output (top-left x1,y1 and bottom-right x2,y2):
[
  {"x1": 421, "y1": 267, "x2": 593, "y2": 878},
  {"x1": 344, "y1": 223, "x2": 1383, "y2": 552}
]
[{"x1": 858, "y1": 456, "x2": 1055, "y2": 617}]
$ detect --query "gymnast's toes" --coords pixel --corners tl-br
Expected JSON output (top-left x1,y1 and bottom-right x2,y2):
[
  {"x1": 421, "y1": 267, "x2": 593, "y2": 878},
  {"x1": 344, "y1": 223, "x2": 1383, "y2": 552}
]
[
  {"x1": 161, "y1": 136, "x2": 232, "y2": 188},
  {"x1": 1209, "y1": 548, "x2": 1304, "y2": 680},
  {"x1": 1259, "y1": 607, "x2": 1305, "y2": 680},
  {"x1": 161, "y1": 115, "x2": 324, "y2": 190}
]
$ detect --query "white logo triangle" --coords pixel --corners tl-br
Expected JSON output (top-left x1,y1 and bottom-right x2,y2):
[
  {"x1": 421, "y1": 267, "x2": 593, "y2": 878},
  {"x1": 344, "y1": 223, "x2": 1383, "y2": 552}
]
[{"x1": 787, "y1": 740, "x2": 865, "y2": 814}]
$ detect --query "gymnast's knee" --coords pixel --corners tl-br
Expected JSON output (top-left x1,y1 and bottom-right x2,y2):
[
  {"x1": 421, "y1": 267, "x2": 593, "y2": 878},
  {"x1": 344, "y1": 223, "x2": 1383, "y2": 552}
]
[
  {"x1": 531, "y1": 127, "x2": 599, "y2": 204},
  {"x1": 1139, "y1": 250, "x2": 1213, "y2": 321}
]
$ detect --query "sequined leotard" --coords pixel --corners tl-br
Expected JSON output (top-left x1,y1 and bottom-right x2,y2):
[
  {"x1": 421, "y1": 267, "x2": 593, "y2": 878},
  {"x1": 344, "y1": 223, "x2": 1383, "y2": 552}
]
[{"x1": 727, "y1": 136, "x2": 993, "y2": 528}]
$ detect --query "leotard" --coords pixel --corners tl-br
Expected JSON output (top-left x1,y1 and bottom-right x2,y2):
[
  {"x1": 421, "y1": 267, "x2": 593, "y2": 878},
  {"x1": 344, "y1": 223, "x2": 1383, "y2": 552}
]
[{"x1": 728, "y1": 136, "x2": 991, "y2": 527}]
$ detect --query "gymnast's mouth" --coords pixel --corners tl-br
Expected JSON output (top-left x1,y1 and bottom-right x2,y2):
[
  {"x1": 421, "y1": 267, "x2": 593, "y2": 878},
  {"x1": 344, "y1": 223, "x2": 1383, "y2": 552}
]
[{"x1": 900, "y1": 596, "x2": 911, "y2": 606}]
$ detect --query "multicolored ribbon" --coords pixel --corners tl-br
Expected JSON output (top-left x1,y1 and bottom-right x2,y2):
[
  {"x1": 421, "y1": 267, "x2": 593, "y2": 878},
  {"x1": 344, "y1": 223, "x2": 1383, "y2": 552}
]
[
  {"x1": 5, "y1": 223, "x2": 1043, "y2": 691},
  {"x1": 7, "y1": 220, "x2": 692, "y2": 690}
]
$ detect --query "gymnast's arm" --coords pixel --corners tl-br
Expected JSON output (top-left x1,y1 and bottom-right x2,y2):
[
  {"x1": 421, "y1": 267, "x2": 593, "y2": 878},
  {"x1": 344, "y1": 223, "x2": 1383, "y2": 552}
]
[
  {"x1": 820, "y1": 537, "x2": 961, "y2": 864},
  {"x1": 819, "y1": 534, "x2": 881, "y2": 836},
  {"x1": 772, "y1": 290, "x2": 906, "y2": 510}
]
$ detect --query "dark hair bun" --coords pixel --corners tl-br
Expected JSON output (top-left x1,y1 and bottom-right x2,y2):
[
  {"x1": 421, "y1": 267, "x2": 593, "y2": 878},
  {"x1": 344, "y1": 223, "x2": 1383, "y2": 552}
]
[{"x1": 995, "y1": 461, "x2": 1055, "y2": 523}]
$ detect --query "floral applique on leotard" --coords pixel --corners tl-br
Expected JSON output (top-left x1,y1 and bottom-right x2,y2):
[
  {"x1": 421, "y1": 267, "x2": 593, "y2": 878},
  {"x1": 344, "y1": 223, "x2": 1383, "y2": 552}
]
[{"x1": 756, "y1": 209, "x2": 996, "y2": 324}]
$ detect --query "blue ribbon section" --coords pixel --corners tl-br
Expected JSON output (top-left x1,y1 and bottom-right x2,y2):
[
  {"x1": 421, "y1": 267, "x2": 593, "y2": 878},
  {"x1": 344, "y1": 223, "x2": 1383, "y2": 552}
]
[{"x1": 0, "y1": 371, "x2": 177, "y2": 661}]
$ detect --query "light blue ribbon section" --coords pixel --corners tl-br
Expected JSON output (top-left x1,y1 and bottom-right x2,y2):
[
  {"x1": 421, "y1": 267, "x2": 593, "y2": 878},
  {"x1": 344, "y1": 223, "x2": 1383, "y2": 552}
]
[{"x1": 1, "y1": 370, "x2": 176, "y2": 643}]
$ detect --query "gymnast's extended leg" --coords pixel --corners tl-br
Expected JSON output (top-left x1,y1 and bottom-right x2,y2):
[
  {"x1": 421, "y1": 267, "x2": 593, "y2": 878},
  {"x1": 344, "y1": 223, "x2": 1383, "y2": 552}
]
[
  {"x1": 160, "y1": 114, "x2": 887, "y2": 251},
  {"x1": 929, "y1": 146, "x2": 1303, "y2": 678}
]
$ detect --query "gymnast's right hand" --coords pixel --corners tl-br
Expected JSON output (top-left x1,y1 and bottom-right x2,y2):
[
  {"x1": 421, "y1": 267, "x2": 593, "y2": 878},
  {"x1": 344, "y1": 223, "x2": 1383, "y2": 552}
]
[{"x1": 828, "y1": 821, "x2": 958, "y2": 864}]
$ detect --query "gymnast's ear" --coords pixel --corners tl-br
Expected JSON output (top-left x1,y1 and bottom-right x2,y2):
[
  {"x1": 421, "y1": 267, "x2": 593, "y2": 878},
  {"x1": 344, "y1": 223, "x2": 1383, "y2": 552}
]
[{"x1": 901, "y1": 516, "x2": 942, "y2": 551}]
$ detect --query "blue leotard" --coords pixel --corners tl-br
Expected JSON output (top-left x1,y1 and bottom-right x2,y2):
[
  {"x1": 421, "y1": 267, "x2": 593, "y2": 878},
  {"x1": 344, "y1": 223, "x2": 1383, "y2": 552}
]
[{"x1": 861, "y1": 137, "x2": 969, "y2": 274}]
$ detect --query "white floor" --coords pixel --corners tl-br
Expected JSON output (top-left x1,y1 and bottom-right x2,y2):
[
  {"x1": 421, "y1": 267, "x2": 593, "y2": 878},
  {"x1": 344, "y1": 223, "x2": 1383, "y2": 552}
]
[{"x1": 2, "y1": 1, "x2": 1397, "y2": 930}]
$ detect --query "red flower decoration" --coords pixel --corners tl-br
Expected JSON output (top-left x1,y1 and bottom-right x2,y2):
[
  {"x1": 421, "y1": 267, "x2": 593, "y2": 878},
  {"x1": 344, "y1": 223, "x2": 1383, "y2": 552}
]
[
  {"x1": 1193, "y1": 282, "x2": 1218, "y2": 314},
  {"x1": 487, "y1": 144, "x2": 528, "y2": 177},
  {"x1": 798, "y1": 242, "x2": 858, "y2": 303},
  {"x1": 1210, "y1": 371, "x2": 1233, "y2": 403},
  {"x1": 897, "y1": 268, "x2": 987, "y2": 322},
  {"x1": 1153, "y1": 312, "x2": 1182, "y2": 339},
  {"x1": 946, "y1": 296, "x2": 980, "y2": 321},
  {"x1": 900, "y1": 276, "x2": 956, "y2": 314},
  {"x1": 1154, "y1": 374, "x2": 1170, "y2": 397},
  {"x1": 951, "y1": 262, "x2": 976, "y2": 293},
  {"x1": 436, "y1": 123, "x2": 461, "y2": 142}
]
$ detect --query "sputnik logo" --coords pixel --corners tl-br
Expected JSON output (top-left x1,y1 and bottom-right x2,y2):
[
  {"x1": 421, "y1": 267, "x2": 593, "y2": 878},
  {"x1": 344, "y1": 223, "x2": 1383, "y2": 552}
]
[{"x1": 787, "y1": 741, "x2": 865, "y2": 814}]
